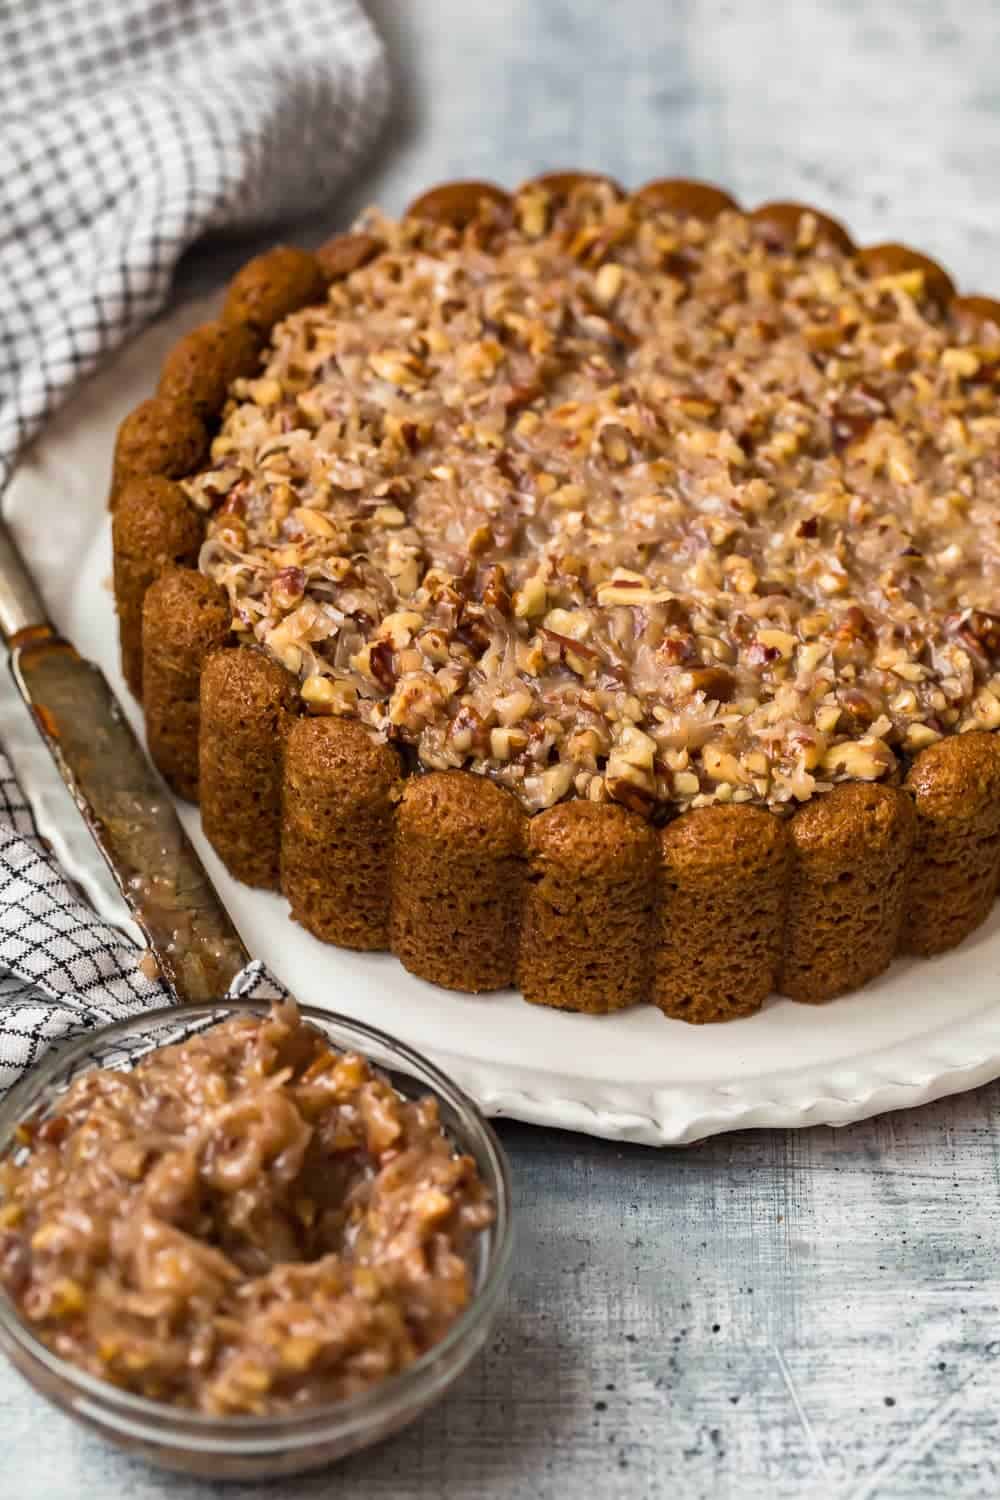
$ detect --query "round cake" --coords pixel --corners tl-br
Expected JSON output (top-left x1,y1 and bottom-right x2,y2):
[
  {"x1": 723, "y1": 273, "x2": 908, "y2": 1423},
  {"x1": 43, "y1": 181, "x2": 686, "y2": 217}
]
[{"x1": 110, "y1": 174, "x2": 1000, "y2": 1022}]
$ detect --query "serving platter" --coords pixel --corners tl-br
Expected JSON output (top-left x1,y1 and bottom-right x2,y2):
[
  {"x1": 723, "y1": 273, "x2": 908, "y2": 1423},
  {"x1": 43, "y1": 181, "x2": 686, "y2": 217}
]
[{"x1": 6, "y1": 292, "x2": 1000, "y2": 1146}]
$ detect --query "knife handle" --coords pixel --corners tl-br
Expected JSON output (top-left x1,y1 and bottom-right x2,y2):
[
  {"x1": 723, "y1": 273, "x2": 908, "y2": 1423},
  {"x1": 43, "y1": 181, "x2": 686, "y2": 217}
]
[{"x1": 10, "y1": 630, "x2": 251, "y2": 1001}]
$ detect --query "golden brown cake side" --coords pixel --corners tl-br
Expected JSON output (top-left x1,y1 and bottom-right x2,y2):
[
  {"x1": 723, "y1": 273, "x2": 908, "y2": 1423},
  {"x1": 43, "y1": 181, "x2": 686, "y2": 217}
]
[
  {"x1": 199, "y1": 648, "x2": 298, "y2": 889},
  {"x1": 221, "y1": 246, "x2": 326, "y2": 335},
  {"x1": 281, "y1": 717, "x2": 401, "y2": 950},
  {"x1": 111, "y1": 476, "x2": 204, "y2": 699},
  {"x1": 633, "y1": 178, "x2": 739, "y2": 219},
  {"x1": 109, "y1": 396, "x2": 208, "y2": 510},
  {"x1": 516, "y1": 170, "x2": 625, "y2": 204},
  {"x1": 390, "y1": 772, "x2": 526, "y2": 992},
  {"x1": 903, "y1": 732, "x2": 1000, "y2": 955},
  {"x1": 780, "y1": 783, "x2": 916, "y2": 1003},
  {"x1": 157, "y1": 320, "x2": 261, "y2": 418},
  {"x1": 315, "y1": 231, "x2": 385, "y2": 281},
  {"x1": 406, "y1": 180, "x2": 511, "y2": 225},
  {"x1": 518, "y1": 801, "x2": 658, "y2": 1013},
  {"x1": 141, "y1": 567, "x2": 231, "y2": 801},
  {"x1": 856, "y1": 243, "x2": 956, "y2": 305},
  {"x1": 654, "y1": 806, "x2": 790, "y2": 1023},
  {"x1": 750, "y1": 199, "x2": 855, "y2": 253}
]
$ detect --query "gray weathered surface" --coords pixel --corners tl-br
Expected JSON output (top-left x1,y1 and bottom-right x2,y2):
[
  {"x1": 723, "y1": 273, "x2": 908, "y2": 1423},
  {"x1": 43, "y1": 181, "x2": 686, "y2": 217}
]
[{"x1": 6, "y1": 2, "x2": 1000, "y2": 1495}]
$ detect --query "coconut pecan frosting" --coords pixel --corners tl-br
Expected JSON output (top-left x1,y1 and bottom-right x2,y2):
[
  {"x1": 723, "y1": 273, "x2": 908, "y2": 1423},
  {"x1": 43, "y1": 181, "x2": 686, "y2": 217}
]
[{"x1": 185, "y1": 182, "x2": 1000, "y2": 817}]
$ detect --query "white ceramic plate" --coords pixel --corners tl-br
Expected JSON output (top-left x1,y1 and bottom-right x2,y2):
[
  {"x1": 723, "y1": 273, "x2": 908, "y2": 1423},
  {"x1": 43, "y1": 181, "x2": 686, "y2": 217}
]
[{"x1": 7, "y1": 297, "x2": 1000, "y2": 1145}]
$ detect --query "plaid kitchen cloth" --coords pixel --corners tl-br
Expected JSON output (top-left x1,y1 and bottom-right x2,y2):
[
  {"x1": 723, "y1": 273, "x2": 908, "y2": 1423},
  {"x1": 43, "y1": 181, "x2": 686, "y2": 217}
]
[
  {"x1": 0, "y1": 0, "x2": 388, "y2": 1091},
  {"x1": 0, "y1": 0, "x2": 389, "y2": 493}
]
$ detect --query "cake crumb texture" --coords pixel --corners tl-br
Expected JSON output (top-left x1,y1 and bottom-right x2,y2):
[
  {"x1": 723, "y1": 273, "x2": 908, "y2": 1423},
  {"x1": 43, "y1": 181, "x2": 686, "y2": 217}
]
[
  {"x1": 780, "y1": 783, "x2": 916, "y2": 1003},
  {"x1": 141, "y1": 567, "x2": 230, "y2": 801},
  {"x1": 391, "y1": 771, "x2": 526, "y2": 992},
  {"x1": 222, "y1": 247, "x2": 326, "y2": 336},
  {"x1": 158, "y1": 321, "x2": 262, "y2": 419},
  {"x1": 110, "y1": 396, "x2": 207, "y2": 510},
  {"x1": 112, "y1": 476, "x2": 204, "y2": 698},
  {"x1": 281, "y1": 717, "x2": 401, "y2": 950},
  {"x1": 199, "y1": 648, "x2": 297, "y2": 889},
  {"x1": 519, "y1": 801, "x2": 658, "y2": 1013},
  {"x1": 655, "y1": 806, "x2": 790, "y2": 1023},
  {"x1": 904, "y1": 731, "x2": 1000, "y2": 955}
]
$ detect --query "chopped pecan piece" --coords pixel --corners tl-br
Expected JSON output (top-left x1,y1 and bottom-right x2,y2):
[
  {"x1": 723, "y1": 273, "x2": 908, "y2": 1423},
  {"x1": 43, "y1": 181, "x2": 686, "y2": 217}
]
[
  {"x1": 830, "y1": 384, "x2": 887, "y2": 453},
  {"x1": 839, "y1": 688, "x2": 880, "y2": 728},
  {"x1": 956, "y1": 610, "x2": 1000, "y2": 660},
  {"x1": 368, "y1": 639, "x2": 396, "y2": 690},
  {"x1": 685, "y1": 666, "x2": 736, "y2": 701},
  {"x1": 481, "y1": 564, "x2": 512, "y2": 615},
  {"x1": 835, "y1": 606, "x2": 877, "y2": 648},
  {"x1": 605, "y1": 777, "x2": 656, "y2": 816}
]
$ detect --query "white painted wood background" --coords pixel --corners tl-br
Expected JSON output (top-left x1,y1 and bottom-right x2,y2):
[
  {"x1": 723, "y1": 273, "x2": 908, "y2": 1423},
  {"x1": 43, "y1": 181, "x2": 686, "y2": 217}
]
[{"x1": 5, "y1": 2, "x2": 1000, "y2": 1495}]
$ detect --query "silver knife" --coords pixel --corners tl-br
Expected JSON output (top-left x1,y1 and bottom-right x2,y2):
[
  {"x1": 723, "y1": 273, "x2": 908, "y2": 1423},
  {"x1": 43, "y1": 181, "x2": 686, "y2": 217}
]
[{"x1": 0, "y1": 521, "x2": 251, "y2": 1002}]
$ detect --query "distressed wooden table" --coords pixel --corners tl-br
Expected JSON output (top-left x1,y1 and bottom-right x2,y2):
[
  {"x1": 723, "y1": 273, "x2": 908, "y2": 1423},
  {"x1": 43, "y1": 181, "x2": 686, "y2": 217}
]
[{"x1": 5, "y1": 2, "x2": 1000, "y2": 1495}]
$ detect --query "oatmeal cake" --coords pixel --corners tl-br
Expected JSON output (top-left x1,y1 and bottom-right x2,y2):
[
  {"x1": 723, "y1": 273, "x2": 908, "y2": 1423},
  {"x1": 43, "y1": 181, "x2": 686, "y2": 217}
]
[{"x1": 111, "y1": 174, "x2": 1000, "y2": 1020}]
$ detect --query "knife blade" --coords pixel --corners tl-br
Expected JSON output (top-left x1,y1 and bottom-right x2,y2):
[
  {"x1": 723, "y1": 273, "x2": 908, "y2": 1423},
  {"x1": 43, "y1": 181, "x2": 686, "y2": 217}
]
[{"x1": 0, "y1": 520, "x2": 251, "y2": 1002}]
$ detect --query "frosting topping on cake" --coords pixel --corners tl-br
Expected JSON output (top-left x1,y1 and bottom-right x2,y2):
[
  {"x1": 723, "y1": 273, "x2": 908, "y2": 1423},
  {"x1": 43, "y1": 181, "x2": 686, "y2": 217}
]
[{"x1": 187, "y1": 182, "x2": 1000, "y2": 814}]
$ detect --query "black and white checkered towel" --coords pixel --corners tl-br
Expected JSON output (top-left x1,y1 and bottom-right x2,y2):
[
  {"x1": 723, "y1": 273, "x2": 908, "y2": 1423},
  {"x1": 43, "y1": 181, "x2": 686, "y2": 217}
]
[
  {"x1": 0, "y1": 0, "x2": 388, "y2": 491},
  {"x1": 0, "y1": 0, "x2": 388, "y2": 1092}
]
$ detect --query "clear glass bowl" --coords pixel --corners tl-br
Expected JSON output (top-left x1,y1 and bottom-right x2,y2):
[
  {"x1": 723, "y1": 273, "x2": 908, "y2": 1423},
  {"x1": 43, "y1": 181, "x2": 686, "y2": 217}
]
[{"x1": 0, "y1": 1001, "x2": 513, "y2": 1480}]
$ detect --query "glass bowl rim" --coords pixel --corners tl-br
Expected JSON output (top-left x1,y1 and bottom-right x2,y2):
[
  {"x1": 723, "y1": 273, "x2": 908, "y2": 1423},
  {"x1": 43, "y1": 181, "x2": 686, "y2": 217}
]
[{"x1": 0, "y1": 998, "x2": 513, "y2": 1449}]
